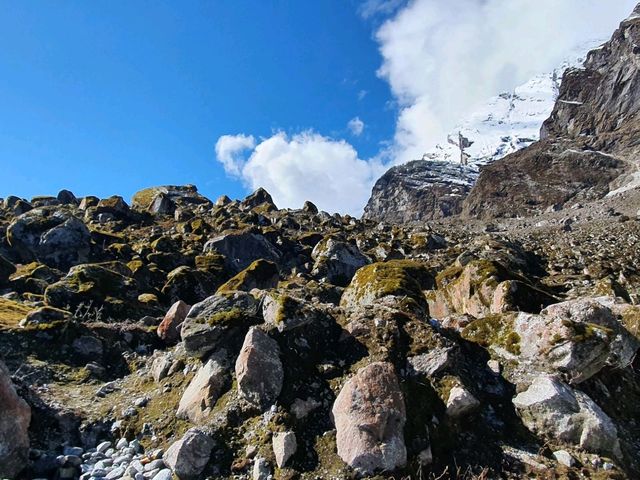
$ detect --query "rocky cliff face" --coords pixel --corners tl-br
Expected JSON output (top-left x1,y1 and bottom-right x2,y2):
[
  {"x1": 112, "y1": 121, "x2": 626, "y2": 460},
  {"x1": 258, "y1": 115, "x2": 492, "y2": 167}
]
[
  {"x1": 364, "y1": 43, "x2": 593, "y2": 223},
  {"x1": 363, "y1": 161, "x2": 478, "y2": 223},
  {"x1": 464, "y1": 8, "x2": 640, "y2": 218}
]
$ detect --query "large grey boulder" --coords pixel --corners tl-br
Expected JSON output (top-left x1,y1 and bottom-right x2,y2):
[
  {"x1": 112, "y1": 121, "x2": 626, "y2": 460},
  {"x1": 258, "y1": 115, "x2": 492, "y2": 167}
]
[
  {"x1": 163, "y1": 428, "x2": 215, "y2": 480},
  {"x1": 514, "y1": 298, "x2": 638, "y2": 383},
  {"x1": 0, "y1": 360, "x2": 31, "y2": 479},
  {"x1": 203, "y1": 231, "x2": 281, "y2": 273},
  {"x1": 235, "y1": 327, "x2": 283, "y2": 409},
  {"x1": 331, "y1": 362, "x2": 406, "y2": 475},
  {"x1": 513, "y1": 375, "x2": 621, "y2": 458},
  {"x1": 310, "y1": 237, "x2": 369, "y2": 286},
  {"x1": 180, "y1": 292, "x2": 259, "y2": 358},
  {"x1": 6, "y1": 208, "x2": 91, "y2": 269}
]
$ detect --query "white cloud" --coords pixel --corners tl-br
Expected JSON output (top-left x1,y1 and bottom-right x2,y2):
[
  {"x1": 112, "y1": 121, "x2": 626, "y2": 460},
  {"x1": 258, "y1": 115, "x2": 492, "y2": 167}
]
[
  {"x1": 215, "y1": 131, "x2": 384, "y2": 215},
  {"x1": 358, "y1": 0, "x2": 405, "y2": 19},
  {"x1": 214, "y1": 134, "x2": 256, "y2": 176},
  {"x1": 347, "y1": 117, "x2": 365, "y2": 136},
  {"x1": 357, "y1": 89, "x2": 368, "y2": 101},
  {"x1": 215, "y1": 1, "x2": 637, "y2": 215},
  {"x1": 375, "y1": 0, "x2": 638, "y2": 164}
]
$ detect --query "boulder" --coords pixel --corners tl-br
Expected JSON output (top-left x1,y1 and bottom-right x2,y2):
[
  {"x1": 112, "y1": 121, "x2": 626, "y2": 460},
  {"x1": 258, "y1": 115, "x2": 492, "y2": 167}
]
[
  {"x1": 132, "y1": 185, "x2": 211, "y2": 211},
  {"x1": 429, "y1": 259, "x2": 555, "y2": 319},
  {"x1": 0, "y1": 360, "x2": 31, "y2": 479},
  {"x1": 161, "y1": 266, "x2": 219, "y2": 306},
  {"x1": 310, "y1": 237, "x2": 370, "y2": 286},
  {"x1": 262, "y1": 292, "x2": 322, "y2": 332},
  {"x1": 240, "y1": 188, "x2": 277, "y2": 212},
  {"x1": 177, "y1": 354, "x2": 228, "y2": 424},
  {"x1": 44, "y1": 263, "x2": 140, "y2": 318},
  {"x1": 180, "y1": 292, "x2": 259, "y2": 358},
  {"x1": 203, "y1": 231, "x2": 281, "y2": 273},
  {"x1": 272, "y1": 431, "x2": 297, "y2": 468},
  {"x1": 235, "y1": 327, "x2": 283, "y2": 409},
  {"x1": 95, "y1": 196, "x2": 130, "y2": 217},
  {"x1": 163, "y1": 428, "x2": 215, "y2": 480},
  {"x1": 148, "y1": 193, "x2": 176, "y2": 215},
  {"x1": 513, "y1": 375, "x2": 621, "y2": 458},
  {"x1": 7, "y1": 208, "x2": 91, "y2": 269},
  {"x1": 216, "y1": 259, "x2": 279, "y2": 294},
  {"x1": 514, "y1": 298, "x2": 638, "y2": 383},
  {"x1": 332, "y1": 362, "x2": 406, "y2": 475},
  {"x1": 340, "y1": 260, "x2": 430, "y2": 314},
  {"x1": 56, "y1": 189, "x2": 78, "y2": 205},
  {"x1": 157, "y1": 300, "x2": 191, "y2": 344}
]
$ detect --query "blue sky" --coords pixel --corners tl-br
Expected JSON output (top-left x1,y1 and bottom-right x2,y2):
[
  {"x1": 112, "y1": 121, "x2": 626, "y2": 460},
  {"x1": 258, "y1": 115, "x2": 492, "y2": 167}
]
[
  {"x1": 0, "y1": 0, "x2": 394, "y2": 203},
  {"x1": 1, "y1": 0, "x2": 636, "y2": 213}
]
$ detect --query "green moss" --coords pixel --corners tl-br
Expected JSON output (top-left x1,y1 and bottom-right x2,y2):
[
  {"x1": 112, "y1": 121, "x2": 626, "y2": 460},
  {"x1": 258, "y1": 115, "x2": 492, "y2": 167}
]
[
  {"x1": 131, "y1": 187, "x2": 158, "y2": 209},
  {"x1": 205, "y1": 307, "x2": 245, "y2": 326},
  {"x1": 620, "y1": 306, "x2": 640, "y2": 339},
  {"x1": 0, "y1": 297, "x2": 33, "y2": 329},
  {"x1": 344, "y1": 260, "x2": 429, "y2": 311},
  {"x1": 217, "y1": 259, "x2": 279, "y2": 294},
  {"x1": 462, "y1": 314, "x2": 521, "y2": 355},
  {"x1": 561, "y1": 320, "x2": 614, "y2": 343}
]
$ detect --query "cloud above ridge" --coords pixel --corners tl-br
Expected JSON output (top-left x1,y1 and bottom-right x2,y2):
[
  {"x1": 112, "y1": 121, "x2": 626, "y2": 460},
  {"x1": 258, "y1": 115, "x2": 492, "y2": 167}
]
[{"x1": 216, "y1": 0, "x2": 638, "y2": 214}]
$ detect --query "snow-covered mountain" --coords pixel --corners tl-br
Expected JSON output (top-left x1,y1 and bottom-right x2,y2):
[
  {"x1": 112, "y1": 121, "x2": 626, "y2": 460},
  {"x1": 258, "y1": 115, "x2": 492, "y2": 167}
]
[{"x1": 422, "y1": 42, "x2": 602, "y2": 169}]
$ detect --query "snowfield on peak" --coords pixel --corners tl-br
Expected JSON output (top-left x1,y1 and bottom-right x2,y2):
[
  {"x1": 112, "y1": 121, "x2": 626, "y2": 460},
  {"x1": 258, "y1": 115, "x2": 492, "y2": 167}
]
[{"x1": 422, "y1": 42, "x2": 603, "y2": 168}]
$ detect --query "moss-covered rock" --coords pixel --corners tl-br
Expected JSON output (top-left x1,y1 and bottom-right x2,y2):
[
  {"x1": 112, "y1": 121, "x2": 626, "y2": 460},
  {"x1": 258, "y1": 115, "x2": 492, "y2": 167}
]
[
  {"x1": 340, "y1": 260, "x2": 430, "y2": 314},
  {"x1": 262, "y1": 292, "x2": 323, "y2": 332},
  {"x1": 311, "y1": 236, "x2": 370, "y2": 287},
  {"x1": 429, "y1": 259, "x2": 555, "y2": 319},
  {"x1": 0, "y1": 297, "x2": 33, "y2": 329},
  {"x1": 6, "y1": 208, "x2": 91, "y2": 269},
  {"x1": 161, "y1": 265, "x2": 220, "y2": 306},
  {"x1": 180, "y1": 292, "x2": 260, "y2": 358},
  {"x1": 131, "y1": 185, "x2": 211, "y2": 211},
  {"x1": 204, "y1": 230, "x2": 281, "y2": 273},
  {"x1": 44, "y1": 262, "x2": 141, "y2": 318},
  {"x1": 217, "y1": 259, "x2": 279, "y2": 294},
  {"x1": 462, "y1": 313, "x2": 521, "y2": 356}
]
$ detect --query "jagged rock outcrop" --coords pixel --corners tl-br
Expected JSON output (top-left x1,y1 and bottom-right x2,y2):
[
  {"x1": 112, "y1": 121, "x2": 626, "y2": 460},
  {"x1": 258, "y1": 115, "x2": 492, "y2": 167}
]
[
  {"x1": 363, "y1": 161, "x2": 477, "y2": 223},
  {"x1": 464, "y1": 9, "x2": 640, "y2": 218}
]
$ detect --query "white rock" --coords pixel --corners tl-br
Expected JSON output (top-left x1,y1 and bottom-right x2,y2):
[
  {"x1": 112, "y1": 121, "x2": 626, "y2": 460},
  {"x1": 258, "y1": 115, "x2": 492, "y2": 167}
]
[
  {"x1": 553, "y1": 450, "x2": 575, "y2": 467},
  {"x1": 252, "y1": 457, "x2": 270, "y2": 480},
  {"x1": 446, "y1": 386, "x2": 480, "y2": 418},
  {"x1": 96, "y1": 442, "x2": 112, "y2": 454},
  {"x1": 513, "y1": 375, "x2": 621, "y2": 458},
  {"x1": 272, "y1": 431, "x2": 297, "y2": 468}
]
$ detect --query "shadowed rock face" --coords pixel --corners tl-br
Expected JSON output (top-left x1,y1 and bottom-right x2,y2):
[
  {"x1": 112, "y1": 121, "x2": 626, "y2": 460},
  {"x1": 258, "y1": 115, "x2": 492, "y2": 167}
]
[
  {"x1": 0, "y1": 360, "x2": 31, "y2": 479},
  {"x1": 464, "y1": 10, "x2": 640, "y2": 219},
  {"x1": 462, "y1": 142, "x2": 624, "y2": 219},
  {"x1": 363, "y1": 161, "x2": 477, "y2": 223},
  {"x1": 541, "y1": 7, "x2": 640, "y2": 155}
]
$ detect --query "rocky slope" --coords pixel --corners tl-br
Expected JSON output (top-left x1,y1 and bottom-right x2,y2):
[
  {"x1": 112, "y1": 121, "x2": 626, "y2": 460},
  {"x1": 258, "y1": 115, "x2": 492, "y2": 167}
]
[{"x1": 0, "y1": 176, "x2": 639, "y2": 479}]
